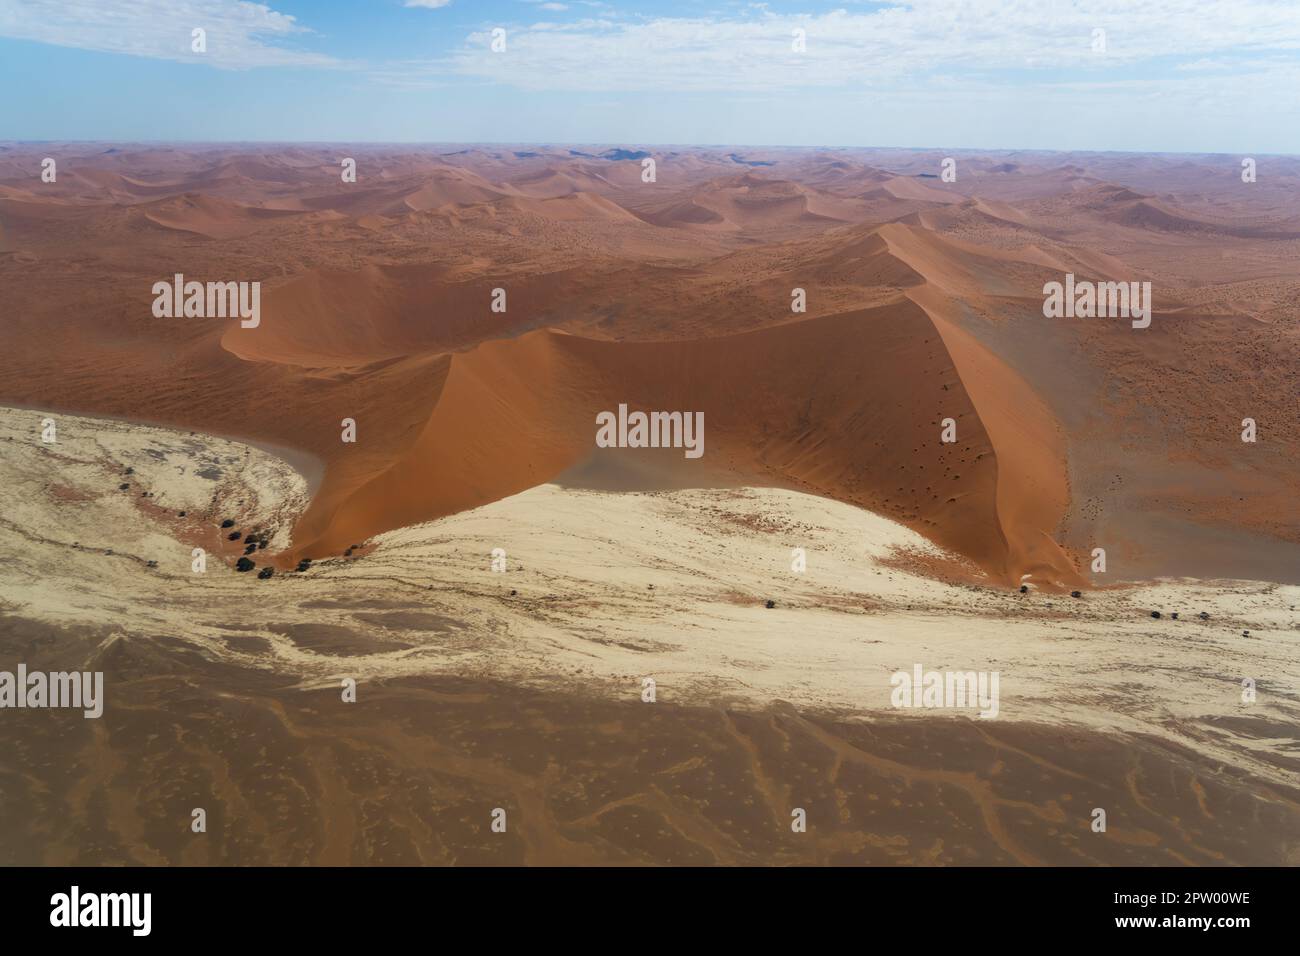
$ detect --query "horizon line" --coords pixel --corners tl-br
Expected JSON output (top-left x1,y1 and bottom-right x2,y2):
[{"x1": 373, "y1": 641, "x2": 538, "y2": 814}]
[{"x1": 3, "y1": 139, "x2": 1294, "y2": 159}]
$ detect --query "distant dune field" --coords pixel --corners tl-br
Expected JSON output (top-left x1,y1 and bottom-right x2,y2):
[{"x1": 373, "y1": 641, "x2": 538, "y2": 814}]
[{"x1": 1, "y1": 144, "x2": 1296, "y2": 589}]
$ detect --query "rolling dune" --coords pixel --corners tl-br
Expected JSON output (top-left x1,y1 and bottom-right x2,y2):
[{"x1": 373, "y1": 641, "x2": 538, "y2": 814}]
[{"x1": 0, "y1": 144, "x2": 1296, "y2": 590}]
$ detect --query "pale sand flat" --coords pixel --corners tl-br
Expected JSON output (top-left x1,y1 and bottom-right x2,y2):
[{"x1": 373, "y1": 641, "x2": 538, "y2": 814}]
[{"x1": 2, "y1": 405, "x2": 1296, "y2": 792}]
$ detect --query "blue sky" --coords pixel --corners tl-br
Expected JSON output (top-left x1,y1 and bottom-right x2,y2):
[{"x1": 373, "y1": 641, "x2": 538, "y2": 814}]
[{"x1": 2, "y1": 0, "x2": 1298, "y2": 152}]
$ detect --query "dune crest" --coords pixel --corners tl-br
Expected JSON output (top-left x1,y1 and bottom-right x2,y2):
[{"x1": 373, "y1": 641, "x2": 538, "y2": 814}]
[{"x1": 287, "y1": 300, "x2": 1079, "y2": 587}]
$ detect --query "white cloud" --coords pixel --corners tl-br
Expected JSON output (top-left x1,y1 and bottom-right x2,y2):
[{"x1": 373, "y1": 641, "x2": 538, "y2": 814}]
[
  {"x1": 404, "y1": 0, "x2": 453, "y2": 8},
  {"x1": 423, "y1": 1, "x2": 1300, "y2": 93},
  {"x1": 0, "y1": 0, "x2": 341, "y2": 69}
]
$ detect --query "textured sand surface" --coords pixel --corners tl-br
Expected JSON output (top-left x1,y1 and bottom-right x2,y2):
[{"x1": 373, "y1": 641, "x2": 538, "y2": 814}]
[{"x1": 2, "y1": 407, "x2": 1297, "y2": 864}]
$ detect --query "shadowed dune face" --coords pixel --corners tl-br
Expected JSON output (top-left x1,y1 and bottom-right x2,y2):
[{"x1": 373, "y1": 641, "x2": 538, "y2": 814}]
[{"x1": 0, "y1": 144, "x2": 1298, "y2": 586}]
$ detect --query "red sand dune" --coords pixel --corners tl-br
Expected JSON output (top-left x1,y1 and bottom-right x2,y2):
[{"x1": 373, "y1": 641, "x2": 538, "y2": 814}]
[
  {"x1": 285, "y1": 303, "x2": 1079, "y2": 587},
  {"x1": 1, "y1": 144, "x2": 1297, "y2": 587}
]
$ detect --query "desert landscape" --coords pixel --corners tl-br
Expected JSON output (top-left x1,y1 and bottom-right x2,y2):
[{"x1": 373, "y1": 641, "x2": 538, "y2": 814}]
[{"x1": 0, "y1": 142, "x2": 1297, "y2": 865}]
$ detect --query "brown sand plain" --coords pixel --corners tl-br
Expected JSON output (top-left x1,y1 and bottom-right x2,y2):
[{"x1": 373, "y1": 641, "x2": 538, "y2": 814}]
[{"x1": 0, "y1": 145, "x2": 1298, "y2": 865}]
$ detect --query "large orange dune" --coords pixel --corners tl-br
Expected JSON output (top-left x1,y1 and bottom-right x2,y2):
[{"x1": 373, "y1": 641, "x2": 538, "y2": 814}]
[
  {"x1": 285, "y1": 303, "x2": 1080, "y2": 588},
  {"x1": 1, "y1": 143, "x2": 1296, "y2": 587}
]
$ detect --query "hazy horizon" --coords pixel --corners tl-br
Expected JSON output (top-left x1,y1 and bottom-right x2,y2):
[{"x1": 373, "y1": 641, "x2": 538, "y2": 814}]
[{"x1": 8, "y1": 139, "x2": 1300, "y2": 159}]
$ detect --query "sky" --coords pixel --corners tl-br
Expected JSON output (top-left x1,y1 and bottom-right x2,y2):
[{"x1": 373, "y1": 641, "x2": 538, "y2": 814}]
[{"x1": 1, "y1": 0, "x2": 1298, "y2": 153}]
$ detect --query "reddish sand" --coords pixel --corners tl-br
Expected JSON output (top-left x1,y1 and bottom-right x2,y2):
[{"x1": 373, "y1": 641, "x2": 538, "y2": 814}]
[{"x1": 1, "y1": 143, "x2": 1297, "y2": 587}]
